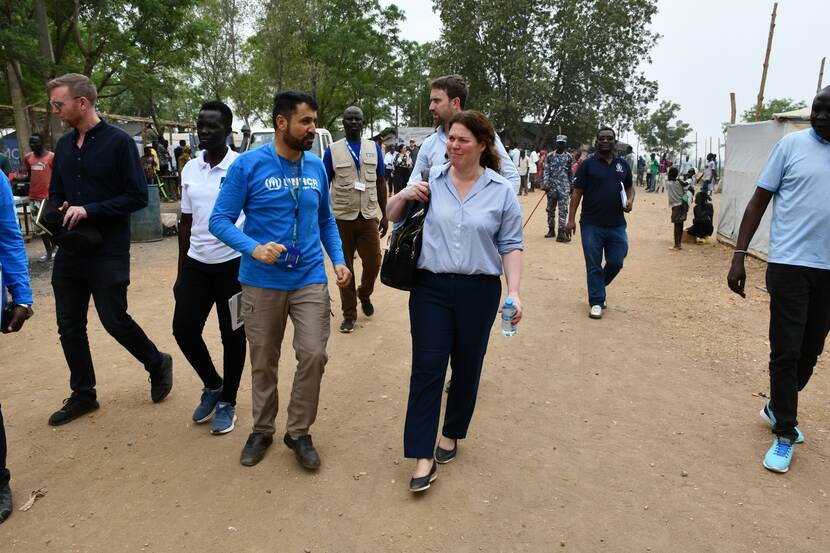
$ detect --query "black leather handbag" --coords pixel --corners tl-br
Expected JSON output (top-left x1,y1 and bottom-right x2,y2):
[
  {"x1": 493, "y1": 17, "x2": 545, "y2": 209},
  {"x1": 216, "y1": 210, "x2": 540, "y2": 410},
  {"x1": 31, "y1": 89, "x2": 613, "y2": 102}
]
[{"x1": 380, "y1": 201, "x2": 429, "y2": 291}]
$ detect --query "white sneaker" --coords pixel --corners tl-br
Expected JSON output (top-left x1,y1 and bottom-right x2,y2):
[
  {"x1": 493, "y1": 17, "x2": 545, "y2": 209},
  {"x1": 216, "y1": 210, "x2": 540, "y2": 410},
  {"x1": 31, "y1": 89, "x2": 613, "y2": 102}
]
[{"x1": 589, "y1": 305, "x2": 603, "y2": 319}]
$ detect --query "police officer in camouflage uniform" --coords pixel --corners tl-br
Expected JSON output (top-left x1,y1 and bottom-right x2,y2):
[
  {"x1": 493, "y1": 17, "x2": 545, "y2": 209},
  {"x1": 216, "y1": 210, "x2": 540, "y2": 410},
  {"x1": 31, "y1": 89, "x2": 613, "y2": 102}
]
[{"x1": 543, "y1": 135, "x2": 574, "y2": 241}]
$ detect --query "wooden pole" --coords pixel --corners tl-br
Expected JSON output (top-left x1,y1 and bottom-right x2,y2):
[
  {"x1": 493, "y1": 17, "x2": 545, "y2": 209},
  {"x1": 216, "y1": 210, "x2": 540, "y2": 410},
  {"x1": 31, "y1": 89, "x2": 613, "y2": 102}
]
[
  {"x1": 818, "y1": 57, "x2": 826, "y2": 94},
  {"x1": 730, "y1": 92, "x2": 737, "y2": 124},
  {"x1": 755, "y1": 2, "x2": 778, "y2": 121}
]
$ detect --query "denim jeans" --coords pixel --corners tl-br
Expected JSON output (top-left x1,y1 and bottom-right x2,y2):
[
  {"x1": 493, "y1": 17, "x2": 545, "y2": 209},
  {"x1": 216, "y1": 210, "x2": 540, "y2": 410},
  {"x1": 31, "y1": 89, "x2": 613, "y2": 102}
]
[
  {"x1": 580, "y1": 223, "x2": 628, "y2": 306},
  {"x1": 766, "y1": 263, "x2": 830, "y2": 440}
]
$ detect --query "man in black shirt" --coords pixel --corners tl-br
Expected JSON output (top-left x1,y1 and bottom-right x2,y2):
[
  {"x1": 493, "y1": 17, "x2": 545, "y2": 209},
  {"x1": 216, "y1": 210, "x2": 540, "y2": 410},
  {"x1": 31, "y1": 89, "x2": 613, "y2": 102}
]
[
  {"x1": 565, "y1": 127, "x2": 634, "y2": 320},
  {"x1": 46, "y1": 73, "x2": 173, "y2": 426}
]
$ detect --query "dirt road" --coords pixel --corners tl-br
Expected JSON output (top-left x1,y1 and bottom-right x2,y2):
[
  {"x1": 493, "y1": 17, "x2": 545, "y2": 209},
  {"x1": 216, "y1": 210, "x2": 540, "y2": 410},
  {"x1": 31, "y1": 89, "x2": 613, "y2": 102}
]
[{"x1": 1, "y1": 190, "x2": 827, "y2": 552}]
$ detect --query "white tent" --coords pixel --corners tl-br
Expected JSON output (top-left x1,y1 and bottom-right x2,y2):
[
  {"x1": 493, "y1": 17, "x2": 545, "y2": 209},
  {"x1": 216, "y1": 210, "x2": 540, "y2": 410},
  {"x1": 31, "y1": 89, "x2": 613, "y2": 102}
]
[{"x1": 718, "y1": 108, "x2": 811, "y2": 259}]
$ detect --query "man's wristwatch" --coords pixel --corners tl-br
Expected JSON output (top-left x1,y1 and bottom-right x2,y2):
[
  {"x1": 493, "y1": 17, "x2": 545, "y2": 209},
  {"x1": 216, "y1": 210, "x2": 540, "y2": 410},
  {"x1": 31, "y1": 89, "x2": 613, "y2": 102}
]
[{"x1": 13, "y1": 304, "x2": 34, "y2": 319}]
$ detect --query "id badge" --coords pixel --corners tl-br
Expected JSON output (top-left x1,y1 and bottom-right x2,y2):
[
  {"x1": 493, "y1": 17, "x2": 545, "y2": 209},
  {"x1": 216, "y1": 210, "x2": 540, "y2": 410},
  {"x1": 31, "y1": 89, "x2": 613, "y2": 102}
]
[
  {"x1": 284, "y1": 246, "x2": 301, "y2": 269},
  {"x1": 354, "y1": 181, "x2": 367, "y2": 192}
]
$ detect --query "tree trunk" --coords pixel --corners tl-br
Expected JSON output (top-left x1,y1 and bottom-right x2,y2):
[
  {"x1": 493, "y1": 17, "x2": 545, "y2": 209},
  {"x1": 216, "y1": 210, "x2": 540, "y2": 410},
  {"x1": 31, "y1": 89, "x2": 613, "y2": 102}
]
[
  {"x1": 34, "y1": 0, "x2": 57, "y2": 145},
  {"x1": 5, "y1": 60, "x2": 32, "y2": 158}
]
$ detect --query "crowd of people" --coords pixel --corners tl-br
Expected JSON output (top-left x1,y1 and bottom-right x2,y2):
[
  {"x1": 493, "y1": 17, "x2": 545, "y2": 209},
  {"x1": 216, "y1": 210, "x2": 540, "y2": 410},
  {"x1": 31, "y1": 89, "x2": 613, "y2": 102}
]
[{"x1": 0, "y1": 71, "x2": 828, "y2": 523}]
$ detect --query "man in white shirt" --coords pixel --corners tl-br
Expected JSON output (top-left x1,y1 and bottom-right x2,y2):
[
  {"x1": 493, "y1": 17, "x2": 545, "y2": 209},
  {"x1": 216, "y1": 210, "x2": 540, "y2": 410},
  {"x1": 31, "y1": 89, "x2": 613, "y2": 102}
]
[
  {"x1": 408, "y1": 75, "x2": 519, "y2": 194},
  {"x1": 509, "y1": 144, "x2": 521, "y2": 173},
  {"x1": 173, "y1": 100, "x2": 246, "y2": 436},
  {"x1": 528, "y1": 148, "x2": 539, "y2": 190}
]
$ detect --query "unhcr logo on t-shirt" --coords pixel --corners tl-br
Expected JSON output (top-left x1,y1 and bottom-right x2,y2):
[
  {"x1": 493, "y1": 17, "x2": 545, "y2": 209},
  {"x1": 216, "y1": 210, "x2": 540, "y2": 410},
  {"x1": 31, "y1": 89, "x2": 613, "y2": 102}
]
[
  {"x1": 616, "y1": 162, "x2": 624, "y2": 173},
  {"x1": 265, "y1": 177, "x2": 282, "y2": 191}
]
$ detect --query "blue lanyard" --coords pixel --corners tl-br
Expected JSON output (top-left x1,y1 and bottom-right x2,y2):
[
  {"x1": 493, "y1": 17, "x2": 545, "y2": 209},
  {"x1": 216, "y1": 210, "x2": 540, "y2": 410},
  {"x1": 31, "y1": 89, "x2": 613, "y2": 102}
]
[
  {"x1": 280, "y1": 155, "x2": 304, "y2": 247},
  {"x1": 345, "y1": 142, "x2": 360, "y2": 166}
]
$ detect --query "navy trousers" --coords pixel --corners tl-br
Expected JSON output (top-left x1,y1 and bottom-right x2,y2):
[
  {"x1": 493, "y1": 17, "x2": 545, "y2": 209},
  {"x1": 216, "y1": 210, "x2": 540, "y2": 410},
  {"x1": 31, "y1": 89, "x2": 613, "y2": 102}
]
[{"x1": 404, "y1": 270, "x2": 501, "y2": 459}]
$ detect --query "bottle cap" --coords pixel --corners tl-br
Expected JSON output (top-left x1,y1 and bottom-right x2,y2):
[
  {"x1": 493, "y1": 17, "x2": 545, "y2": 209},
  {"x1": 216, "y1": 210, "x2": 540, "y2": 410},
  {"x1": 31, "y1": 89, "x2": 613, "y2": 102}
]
[{"x1": 505, "y1": 298, "x2": 514, "y2": 306}]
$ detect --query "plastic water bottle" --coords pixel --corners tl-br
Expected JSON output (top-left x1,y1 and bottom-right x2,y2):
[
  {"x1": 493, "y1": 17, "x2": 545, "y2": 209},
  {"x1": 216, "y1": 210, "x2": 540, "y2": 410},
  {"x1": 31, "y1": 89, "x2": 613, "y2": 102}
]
[{"x1": 501, "y1": 298, "x2": 517, "y2": 337}]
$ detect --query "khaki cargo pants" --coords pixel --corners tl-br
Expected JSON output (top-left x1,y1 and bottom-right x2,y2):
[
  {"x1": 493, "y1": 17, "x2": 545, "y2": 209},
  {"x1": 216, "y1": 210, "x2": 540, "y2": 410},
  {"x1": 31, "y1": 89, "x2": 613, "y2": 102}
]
[{"x1": 241, "y1": 283, "x2": 331, "y2": 438}]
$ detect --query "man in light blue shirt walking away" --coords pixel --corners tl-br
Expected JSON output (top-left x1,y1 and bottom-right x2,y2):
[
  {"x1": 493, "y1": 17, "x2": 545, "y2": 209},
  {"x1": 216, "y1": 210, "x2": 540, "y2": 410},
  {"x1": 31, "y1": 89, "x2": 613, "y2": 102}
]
[
  {"x1": 0, "y1": 173, "x2": 34, "y2": 523},
  {"x1": 408, "y1": 75, "x2": 520, "y2": 194},
  {"x1": 727, "y1": 85, "x2": 830, "y2": 474},
  {"x1": 210, "y1": 91, "x2": 351, "y2": 470}
]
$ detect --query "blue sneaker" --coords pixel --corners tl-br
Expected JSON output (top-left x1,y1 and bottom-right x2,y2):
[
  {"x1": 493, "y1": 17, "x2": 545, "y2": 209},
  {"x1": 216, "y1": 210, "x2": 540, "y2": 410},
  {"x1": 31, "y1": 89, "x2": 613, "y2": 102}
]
[
  {"x1": 211, "y1": 402, "x2": 237, "y2": 435},
  {"x1": 192, "y1": 386, "x2": 222, "y2": 423},
  {"x1": 759, "y1": 400, "x2": 804, "y2": 443},
  {"x1": 763, "y1": 436, "x2": 795, "y2": 473}
]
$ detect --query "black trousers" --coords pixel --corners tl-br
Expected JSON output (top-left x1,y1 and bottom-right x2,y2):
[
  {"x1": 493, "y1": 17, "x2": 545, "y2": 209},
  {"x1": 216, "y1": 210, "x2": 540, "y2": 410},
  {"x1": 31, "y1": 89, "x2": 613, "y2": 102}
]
[
  {"x1": 404, "y1": 270, "x2": 501, "y2": 459},
  {"x1": 0, "y1": 404, "x2": 8, "y2": 488},
  {"x1": 766, "y1": 263, "x2": 830, "y2": 440},
  {"x1": 172, "y1": 256, "x2": 246, "y2": 405},
  {"x1": 52, "y1": 252, "x2": 163, "y2": 401}
]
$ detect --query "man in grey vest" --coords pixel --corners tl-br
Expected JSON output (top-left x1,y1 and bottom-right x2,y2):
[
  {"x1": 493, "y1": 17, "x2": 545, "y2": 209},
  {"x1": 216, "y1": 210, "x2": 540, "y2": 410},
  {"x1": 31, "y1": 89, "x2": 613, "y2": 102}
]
[{"x1": 323, "y1": 106, "x2": 388, "y2": 333}]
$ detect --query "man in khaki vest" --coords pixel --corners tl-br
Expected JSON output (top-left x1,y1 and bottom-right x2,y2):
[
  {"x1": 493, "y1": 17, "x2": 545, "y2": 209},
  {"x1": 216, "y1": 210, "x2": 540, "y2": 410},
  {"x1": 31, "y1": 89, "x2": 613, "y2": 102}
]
[{"x1": 323, "y1": 106, "x2": 388, "y2": 333}]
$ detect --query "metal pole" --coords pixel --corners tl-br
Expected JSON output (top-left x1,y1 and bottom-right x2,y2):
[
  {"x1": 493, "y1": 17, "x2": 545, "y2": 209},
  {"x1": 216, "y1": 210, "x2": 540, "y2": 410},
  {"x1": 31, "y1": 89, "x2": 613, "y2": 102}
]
[{"x1": 818, "y1": 57, "x2": 826, "y2": 93}]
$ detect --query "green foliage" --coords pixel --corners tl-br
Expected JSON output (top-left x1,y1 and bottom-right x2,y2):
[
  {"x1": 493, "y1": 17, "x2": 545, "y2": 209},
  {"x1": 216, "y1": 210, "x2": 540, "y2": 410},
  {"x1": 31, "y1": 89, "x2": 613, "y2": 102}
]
[
  {"x1": 634, "y1": 100, "x2": 691, "y2": 156},
  {"x1": 429, "y1": 0, "x2": 659, "y2": 145},
  {"x1": 741, "y1": 97, "x2": 808, "y2": 122}
]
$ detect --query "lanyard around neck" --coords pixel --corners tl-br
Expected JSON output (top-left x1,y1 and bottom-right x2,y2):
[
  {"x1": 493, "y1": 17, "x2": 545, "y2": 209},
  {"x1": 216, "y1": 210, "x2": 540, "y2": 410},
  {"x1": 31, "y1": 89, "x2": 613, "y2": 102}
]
[
  {"x1": 345, "y1": 142, "x2": 361, "y2": 166},
  {"x1": 281, "y1": 155, "x2": 304, "y2": 247}
]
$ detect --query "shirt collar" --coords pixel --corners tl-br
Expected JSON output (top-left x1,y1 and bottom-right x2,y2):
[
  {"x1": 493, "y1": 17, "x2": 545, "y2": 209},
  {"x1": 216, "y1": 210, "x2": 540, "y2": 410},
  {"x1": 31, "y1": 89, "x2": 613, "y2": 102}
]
[
  {"x1": 196, "y1": 147, "x2": 235, "y2": 170},
  {"x1": 809, "y1": 127, "x2": 829, "y2": 144},
  {"x1": 71, "y1": 119, "x2": 107, "y2": 141}
]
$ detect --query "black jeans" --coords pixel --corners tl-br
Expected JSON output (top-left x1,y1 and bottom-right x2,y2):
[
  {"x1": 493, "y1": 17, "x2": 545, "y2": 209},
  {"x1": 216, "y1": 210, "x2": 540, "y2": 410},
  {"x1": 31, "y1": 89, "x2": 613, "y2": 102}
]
[
  {"x1": 0, "y1": 403, "x2": 8, "y2": 488},
  {"x1": 766, "y1": 263, "x2": 830, "y2": 440},
  {"x1": 404, "y1": 270, "x2": 501, "y2": 459},
  {"x1": 173, "y1": 256, "x2": 246, "y2": 405},
  {"x1": 52, "y1": 252, "x2": 163, "y2": 401}
]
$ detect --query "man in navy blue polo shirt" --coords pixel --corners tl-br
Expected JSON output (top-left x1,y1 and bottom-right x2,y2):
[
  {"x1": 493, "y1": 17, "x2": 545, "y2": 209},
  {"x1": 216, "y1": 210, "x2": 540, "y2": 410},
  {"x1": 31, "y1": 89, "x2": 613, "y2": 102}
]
[{"x1": 565, "y1": 127, "x2": 634, "y2": 319}]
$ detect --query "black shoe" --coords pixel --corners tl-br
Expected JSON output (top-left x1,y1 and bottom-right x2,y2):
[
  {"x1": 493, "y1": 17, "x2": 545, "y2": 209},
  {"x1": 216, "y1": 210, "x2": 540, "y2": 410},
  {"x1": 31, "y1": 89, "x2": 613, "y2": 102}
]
[
  {"x1": 149, "y1": 353, "x2": 173, "y2": 403},
  {"x1": 409, "y1": 462, "x2": 438, "y2": 492},
  {"x1": 283, "y1": 433, "x2": 321, "y2": 469},
  {"x1": 544, "y1": 228, "x2": 556, "y2": 238},
  {"x1": 339, "y1": 319, "x2": 355, "y2": 333},
  {"x1": 360, "y1": 299, "x2": 375, "y2": 317},
  {"x1": 0, "y1": 484, "x2": 12, "y2": 523},
  {"x1": 434, "y1": 442, "x2": 458, "y2": 464},
  {"x1": 48, "y1": 395, "x2": 100, "y2": 426},
  {"x1": 240, "y1": 432, "x2": 273, "y2": 466}
]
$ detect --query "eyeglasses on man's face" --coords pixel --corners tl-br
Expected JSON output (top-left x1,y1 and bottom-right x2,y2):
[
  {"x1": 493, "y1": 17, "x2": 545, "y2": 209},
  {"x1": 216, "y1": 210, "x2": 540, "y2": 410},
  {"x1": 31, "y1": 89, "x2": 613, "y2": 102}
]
[{"x1": 49, "y1": 97, "x2": 83, "y2": 110}]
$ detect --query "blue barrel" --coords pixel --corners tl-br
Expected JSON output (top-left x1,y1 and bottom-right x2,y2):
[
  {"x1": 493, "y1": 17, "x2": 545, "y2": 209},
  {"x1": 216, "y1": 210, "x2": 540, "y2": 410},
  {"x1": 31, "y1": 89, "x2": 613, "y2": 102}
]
[{"x1": 130, "y1": 184, "x2": 163, "y2": 242}]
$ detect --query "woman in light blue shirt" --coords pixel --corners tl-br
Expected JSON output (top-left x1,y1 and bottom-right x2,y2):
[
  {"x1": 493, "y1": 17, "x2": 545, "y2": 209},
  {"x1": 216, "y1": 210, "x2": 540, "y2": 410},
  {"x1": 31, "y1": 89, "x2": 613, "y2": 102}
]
[{"x1": 387, "y1": 110, "x2": 524, "y2": 492}]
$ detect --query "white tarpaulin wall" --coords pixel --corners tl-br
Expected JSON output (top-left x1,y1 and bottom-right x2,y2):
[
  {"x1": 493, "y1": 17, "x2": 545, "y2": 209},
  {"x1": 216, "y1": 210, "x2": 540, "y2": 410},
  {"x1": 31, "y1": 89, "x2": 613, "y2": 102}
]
[{"x1": 718, "y1": 113, "x2": 810, "y2": 259}]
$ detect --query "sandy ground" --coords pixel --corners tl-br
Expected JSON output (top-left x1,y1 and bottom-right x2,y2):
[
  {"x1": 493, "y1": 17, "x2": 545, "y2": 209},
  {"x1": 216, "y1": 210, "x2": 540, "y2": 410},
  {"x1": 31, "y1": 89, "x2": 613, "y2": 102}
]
[{"x1": 1, "y1": 189, "x2": 827, "y2": 553}]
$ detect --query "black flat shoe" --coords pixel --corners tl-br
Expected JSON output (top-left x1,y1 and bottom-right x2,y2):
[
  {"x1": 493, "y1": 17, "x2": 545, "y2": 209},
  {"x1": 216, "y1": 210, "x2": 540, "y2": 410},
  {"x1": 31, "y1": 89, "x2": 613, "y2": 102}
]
[
  {"x1": 240, "y1": 432, "x2": 273, "y2": 466},
  {"x1": 283, "y1": 433, "x2": 321, "y2": 470},
  {"x1": 0, "y1": 484, "x2": 11, "y2": 523},
  {"x1": 434, "y1": 442, "x2": 457, "y2": 464},
  {"x1": 149, "y1": 352, "x2": 173, "y2": 403},
  {"x1": 409, "y1": 462, "x2": 438, "y2": 493}
]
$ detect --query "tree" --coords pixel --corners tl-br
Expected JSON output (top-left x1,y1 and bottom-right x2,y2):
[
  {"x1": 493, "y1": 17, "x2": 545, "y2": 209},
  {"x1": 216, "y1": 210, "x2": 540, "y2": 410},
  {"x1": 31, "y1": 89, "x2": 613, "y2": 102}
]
[
  {"x1": 634, "y1": 100, "x2": 691, "y2": 157},
  {"x1": 428, "y1": 0, "x2": 659, "y2": 145},
  {"x1": 741, "y1": 97, "x2": 807, "y2": 123}
]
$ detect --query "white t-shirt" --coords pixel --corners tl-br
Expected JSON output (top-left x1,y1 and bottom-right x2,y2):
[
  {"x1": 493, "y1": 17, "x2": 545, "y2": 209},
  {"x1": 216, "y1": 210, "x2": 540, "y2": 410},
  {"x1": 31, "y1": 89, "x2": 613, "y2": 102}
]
[
  {"x1": 509, "y1": 148, "x2": 521, "y2": 168},
  {"x1": 528, "y1": 151, "x2": 539, "y2": 173},
  {"x1": 180, "y1": 148, "x2": 244, "y2": 264},
  {"x1": 703, "y1": 160, "x2": 717, "y2": 181}
]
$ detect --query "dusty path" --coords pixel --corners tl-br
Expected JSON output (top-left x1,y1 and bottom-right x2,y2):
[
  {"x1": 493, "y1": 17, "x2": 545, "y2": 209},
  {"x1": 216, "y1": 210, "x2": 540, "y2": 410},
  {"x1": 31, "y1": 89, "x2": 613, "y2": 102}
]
[{"x1": 1, "y1": 189, "x2": 827, "y2": 552}]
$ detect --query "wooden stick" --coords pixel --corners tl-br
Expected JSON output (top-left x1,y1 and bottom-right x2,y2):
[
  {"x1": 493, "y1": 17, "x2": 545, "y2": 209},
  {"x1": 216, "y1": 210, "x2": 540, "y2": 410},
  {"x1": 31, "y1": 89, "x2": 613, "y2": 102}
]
[
  {"x1": 730, "y1": 92, "x2": 737, "y2": 124},
  {"x1": 755, "y1": 2, "x2": 778, "y2": 122},
  {"x1": 818, "y1": 57, "x2": 826, "y2": 94}
]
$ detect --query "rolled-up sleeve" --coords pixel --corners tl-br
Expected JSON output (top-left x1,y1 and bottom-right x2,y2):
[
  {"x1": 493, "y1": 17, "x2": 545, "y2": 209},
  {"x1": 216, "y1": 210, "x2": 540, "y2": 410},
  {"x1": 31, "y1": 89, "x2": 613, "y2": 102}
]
[{"x1": 496, "y1": 190, "x2": 524, "y2": 254}]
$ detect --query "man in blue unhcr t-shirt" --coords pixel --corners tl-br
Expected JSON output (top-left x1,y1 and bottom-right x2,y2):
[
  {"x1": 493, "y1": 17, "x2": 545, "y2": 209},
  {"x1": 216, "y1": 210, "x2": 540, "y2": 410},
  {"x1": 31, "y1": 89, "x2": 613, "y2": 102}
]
[
  {"x1": 565, "y1": 127, "x2": 634, "y2": 320},
  {"x1": 209, "y1": 91, "x2": 351, "y2": 470},
  {"x1": 728, "y1": 85, "x2": 830, "y2": 474},
  {"x1": 0, "y1": 173, "x2": 34, "y2": 523}
]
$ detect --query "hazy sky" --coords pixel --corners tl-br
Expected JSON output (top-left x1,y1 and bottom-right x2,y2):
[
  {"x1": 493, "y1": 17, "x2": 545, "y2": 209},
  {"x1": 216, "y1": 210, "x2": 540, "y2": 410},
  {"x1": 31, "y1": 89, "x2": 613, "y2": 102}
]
[{"x1": 382, "y1": 0, "x2": 828, "y2": 150}]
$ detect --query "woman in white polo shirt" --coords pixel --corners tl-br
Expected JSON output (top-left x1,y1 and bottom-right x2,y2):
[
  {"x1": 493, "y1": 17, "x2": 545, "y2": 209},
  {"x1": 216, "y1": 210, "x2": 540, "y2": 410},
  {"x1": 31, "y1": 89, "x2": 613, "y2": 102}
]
[{"x1": 173, "y1": 101, "x2": 245, "y2": 435}]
